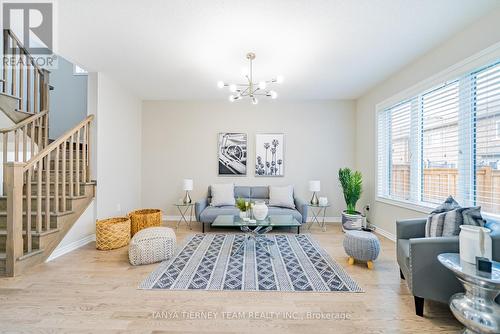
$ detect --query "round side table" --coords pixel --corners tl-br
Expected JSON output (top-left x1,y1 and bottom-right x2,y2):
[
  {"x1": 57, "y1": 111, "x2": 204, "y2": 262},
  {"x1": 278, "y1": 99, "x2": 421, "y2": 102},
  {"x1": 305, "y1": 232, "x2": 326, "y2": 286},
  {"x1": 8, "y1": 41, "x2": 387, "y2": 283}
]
[{"x1": 438, "y1": 253, "x2": 500, "y2": 334}]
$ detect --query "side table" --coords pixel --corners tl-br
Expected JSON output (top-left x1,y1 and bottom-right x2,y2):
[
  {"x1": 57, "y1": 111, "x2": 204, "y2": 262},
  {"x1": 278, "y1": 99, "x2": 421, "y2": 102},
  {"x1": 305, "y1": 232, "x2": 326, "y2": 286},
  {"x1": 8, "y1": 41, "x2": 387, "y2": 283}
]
[
  {"x1": 438, "y1": 253, "x2": 500, "y2": 334},
  {"x1": 307, "y1": 204, "x2": 330, "y2": 232},
  {"x1": 173, "y1": 203, "x2": 194, "y2": 230}
]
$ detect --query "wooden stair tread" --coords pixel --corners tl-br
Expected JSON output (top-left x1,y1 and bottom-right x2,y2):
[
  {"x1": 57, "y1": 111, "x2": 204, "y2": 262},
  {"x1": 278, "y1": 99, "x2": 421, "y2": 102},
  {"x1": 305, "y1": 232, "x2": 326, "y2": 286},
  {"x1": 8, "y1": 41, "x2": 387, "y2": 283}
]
[
  {"x1": 0, "y1": 210, "x2": 73, "y2": 217},
  {"x1": 0, "y1": 250, "x2": 44, "y2": 261},
  {"x1": 0, "y1": 228, "x2": 60, "y2": 237},
  {"x1": 0, "y1": 91, "x2": 20, "y2": 100},
  {"x1": 0, "y1": 194, "x2": 87, "y2": 200}
]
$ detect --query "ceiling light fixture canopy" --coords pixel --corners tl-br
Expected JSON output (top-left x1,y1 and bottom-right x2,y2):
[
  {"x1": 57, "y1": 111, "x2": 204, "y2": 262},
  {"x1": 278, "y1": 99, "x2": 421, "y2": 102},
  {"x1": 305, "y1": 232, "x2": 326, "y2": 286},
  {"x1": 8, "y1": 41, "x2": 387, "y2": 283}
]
[{"x1": 217, "y1": 52, "x2": 283, "y2": 104}]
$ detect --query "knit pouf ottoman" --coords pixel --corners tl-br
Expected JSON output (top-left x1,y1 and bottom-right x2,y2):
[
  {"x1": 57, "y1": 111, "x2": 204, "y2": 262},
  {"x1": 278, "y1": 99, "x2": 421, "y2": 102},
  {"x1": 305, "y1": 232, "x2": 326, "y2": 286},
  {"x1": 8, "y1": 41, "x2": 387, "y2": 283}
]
[
  {"x1": 343, "y1": 230, "x2": 380, "y2": 269},
  {"x1": 128, "y1": 227, "x2": 176, "y2": 266}
]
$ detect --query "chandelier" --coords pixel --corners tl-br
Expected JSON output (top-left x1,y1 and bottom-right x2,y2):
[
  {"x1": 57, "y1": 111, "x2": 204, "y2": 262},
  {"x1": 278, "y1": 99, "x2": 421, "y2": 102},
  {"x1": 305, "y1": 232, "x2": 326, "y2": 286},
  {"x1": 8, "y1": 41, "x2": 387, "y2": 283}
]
[{"x1": 217, "y1": 52, "x2": 283, "y2": 104}]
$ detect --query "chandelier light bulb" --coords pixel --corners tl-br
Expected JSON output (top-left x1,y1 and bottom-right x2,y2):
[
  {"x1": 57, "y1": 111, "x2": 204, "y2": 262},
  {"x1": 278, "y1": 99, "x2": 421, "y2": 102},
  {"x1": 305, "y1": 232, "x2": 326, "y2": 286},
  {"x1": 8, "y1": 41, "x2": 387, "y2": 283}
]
[{"x1": 217, "y1": 53, "x2": 282, "y2": 104}]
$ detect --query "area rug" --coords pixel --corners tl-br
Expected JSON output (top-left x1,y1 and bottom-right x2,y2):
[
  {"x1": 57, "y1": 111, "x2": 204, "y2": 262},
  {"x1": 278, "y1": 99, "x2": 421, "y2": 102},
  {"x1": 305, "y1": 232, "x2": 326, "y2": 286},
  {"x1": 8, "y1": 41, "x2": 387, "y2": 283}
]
[{"x1": 139, "y1": 233, "x2": 363, "y2": 292}]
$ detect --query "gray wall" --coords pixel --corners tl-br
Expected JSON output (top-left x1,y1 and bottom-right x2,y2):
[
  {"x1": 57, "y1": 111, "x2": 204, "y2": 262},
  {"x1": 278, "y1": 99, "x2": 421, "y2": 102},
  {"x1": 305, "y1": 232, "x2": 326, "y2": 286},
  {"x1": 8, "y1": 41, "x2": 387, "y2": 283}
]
[
  {"x1": 141, "y1": 100, "x2": 356, "y2": 219},
  {"x1": 48, "y1": 57, "x2": 88, "y2": 139}
]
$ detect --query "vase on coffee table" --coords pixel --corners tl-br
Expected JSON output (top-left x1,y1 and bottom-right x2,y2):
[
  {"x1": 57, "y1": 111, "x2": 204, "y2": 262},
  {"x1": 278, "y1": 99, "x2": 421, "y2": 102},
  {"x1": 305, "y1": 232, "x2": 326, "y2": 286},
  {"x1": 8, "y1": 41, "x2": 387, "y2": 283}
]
[{"x1": 253, "y1": 201, "x2": 268, "y2": 220}]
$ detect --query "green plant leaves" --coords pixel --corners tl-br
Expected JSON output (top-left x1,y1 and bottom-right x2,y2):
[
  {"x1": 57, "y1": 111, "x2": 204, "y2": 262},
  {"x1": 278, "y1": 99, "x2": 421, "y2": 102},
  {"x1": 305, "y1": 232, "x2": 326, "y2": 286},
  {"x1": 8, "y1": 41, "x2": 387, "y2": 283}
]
[{"x1": 338, "y1": 168, "x2": 362, "y2": 213}]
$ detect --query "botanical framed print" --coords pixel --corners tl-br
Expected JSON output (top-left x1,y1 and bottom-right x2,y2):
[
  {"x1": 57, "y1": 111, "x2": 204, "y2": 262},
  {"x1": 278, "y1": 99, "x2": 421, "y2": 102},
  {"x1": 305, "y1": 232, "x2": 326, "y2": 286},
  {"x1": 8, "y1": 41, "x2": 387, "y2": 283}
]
[
  {"x1": 218, "y1": 133, "x2": 247, "y2": 175},
  {"x1": 255, "y1": 133, "x2": 284, "y2": 177}
]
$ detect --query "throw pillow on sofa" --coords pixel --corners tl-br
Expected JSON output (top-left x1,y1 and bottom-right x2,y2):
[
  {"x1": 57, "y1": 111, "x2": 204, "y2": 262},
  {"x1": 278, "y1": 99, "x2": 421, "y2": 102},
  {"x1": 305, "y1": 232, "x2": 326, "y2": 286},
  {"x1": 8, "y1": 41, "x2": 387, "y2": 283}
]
[
  {"x1": 425, "y1": 196, "x2": 486, "y2": 237},
  {"x1": 210, "y1": 183, "x2": 235, "y2": 207},
  {"x1": 268, "y1": 185, "x2": 295, "y2": 209}
]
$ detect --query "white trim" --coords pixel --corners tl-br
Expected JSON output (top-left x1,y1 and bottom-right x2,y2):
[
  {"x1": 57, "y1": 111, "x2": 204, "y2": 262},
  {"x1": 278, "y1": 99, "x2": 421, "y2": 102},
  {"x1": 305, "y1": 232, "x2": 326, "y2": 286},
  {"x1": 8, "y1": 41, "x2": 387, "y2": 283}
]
[
  {"x1": 163, "y1": 215, "x2": 342, "y2": 223},
  {"x1": 372, "y1": 225, "x2": 396, "y2": 242},
  {"x1": 375, "y1": 42, "x2": 500, "y2": 111},
  {"x1": 496, "y1": 120, "x2": 500, "y2": 140},
  {"x1": 376, "y1": 196, "x2": 433, "y2": 214},
  {"x1": 46, "y1": 234, "x2": 96, "y2": 262}
]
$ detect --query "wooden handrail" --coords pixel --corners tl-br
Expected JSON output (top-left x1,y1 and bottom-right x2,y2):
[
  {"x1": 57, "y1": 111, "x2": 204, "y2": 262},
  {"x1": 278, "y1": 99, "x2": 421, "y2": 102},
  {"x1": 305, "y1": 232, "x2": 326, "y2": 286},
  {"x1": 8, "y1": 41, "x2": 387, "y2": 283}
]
[
  {"x1": 4, "y1": 29, "x2": 46, "y2": 74},
  {"x1": 24, "y1": 114, "x2": 94, "y2": 171},
  {"x1": 0, "y1": 110, "x2": 48, "y2": 134}
]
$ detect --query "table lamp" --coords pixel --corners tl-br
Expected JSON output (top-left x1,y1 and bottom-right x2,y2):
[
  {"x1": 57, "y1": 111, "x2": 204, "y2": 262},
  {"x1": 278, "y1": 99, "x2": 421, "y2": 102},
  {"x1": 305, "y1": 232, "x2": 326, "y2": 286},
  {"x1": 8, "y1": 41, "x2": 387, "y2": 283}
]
[
  {"x1": 309, "y1": 180, "x2": 320, "y2": 205},
  {"x1": 183, "y1": 179, "x2": 193, "y2": 204}
]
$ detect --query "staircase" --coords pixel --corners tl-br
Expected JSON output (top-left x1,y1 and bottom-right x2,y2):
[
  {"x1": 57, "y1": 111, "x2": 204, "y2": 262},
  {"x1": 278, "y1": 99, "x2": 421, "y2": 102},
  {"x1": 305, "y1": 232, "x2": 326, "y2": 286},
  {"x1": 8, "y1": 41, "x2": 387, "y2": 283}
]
[{"x1": 0, "y1": 29, "x2": 95, "y2": 276}]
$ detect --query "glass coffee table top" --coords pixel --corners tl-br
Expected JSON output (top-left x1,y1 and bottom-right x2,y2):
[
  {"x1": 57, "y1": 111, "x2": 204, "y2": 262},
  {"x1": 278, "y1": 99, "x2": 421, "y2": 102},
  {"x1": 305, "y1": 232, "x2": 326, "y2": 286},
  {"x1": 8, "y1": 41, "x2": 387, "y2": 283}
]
[{"x1": 212, "y1": 215, "x2": 301, "y2": 227}]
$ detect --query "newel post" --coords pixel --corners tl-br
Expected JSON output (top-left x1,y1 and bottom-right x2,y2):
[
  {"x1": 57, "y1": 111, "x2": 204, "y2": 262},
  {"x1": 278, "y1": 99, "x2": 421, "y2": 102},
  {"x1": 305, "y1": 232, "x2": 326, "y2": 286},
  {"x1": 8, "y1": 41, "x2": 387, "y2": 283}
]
[{"x1": 5, "y1": 162, "x2": 25, "y2": 276}]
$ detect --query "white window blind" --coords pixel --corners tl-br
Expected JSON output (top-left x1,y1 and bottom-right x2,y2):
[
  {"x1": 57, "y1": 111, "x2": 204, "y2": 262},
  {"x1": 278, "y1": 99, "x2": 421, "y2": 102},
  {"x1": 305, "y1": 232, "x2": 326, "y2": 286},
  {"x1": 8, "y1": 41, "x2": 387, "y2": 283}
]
[
  {"x1": 422, "y1": 81, "x2": 459, "y2": 204},
  {"x1": 377, "y1": 59, "x2": 500, "y2": 216},
  {"x1": 474, "y1": 62, "x2": 500, "y2": 214}
]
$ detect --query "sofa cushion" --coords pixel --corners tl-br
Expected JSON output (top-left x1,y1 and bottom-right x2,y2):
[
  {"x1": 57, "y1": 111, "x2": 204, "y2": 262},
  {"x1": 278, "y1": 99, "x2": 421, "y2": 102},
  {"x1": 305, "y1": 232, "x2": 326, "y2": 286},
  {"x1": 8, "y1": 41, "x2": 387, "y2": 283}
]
[
  {"x1": 200, "y1": 206, "x2": 240, "y2": 223},
  {"x1": 251, "y1": 186, "x2": 269, "y2": 200},
  {"x1": 269, "y1": 185, "x2": 295, "y2": 209},
  {"x1": 210, "y1": 183, "x2": 236, "y2": 207},
  {"x1": 234, "y1": 186, "x2": 251, "y2": 199},
  {"x1": 267, "y1": 207, "x2": 302, "y2": 223}
]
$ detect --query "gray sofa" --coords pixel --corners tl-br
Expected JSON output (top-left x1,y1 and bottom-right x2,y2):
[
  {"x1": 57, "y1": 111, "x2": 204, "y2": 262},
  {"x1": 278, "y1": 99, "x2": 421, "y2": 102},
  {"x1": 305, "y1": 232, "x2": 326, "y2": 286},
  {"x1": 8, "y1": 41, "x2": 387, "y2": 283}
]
[
  {"x1": 397, "y1": 217, "x2": 500, "y2": 317},
  {"x1": 195, "y1": 186, "x2": 308, "y2": 233}
]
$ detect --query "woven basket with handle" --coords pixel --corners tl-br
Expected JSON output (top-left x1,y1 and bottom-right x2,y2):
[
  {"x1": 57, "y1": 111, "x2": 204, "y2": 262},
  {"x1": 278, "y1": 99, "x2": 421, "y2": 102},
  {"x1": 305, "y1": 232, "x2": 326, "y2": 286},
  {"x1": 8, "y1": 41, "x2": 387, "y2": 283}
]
[
  {"x1": 129, "y1": 209, "x2": 162, "y2": 236},
  {"x1": 96, "y1": 217, "x2": 131, "y2": 250}
]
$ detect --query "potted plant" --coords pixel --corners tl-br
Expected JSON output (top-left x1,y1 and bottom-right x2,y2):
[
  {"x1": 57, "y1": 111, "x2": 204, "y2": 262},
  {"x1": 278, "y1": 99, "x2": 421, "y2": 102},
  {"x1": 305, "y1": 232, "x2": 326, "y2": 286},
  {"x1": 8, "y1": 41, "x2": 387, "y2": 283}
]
[
  {"x1": 236, "y1": 197, "x2": 249, "y2": 220},
  {"x1": 338, "y1": 168, "x2": 363, "y2": 230}
]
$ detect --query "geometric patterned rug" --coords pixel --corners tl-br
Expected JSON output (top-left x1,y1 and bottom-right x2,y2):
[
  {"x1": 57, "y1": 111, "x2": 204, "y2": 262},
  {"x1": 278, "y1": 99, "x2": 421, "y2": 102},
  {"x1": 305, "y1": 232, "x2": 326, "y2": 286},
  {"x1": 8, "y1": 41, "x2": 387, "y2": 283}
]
[{"x1": 139, "y1": 234, "x2": 363, "y2": 292}]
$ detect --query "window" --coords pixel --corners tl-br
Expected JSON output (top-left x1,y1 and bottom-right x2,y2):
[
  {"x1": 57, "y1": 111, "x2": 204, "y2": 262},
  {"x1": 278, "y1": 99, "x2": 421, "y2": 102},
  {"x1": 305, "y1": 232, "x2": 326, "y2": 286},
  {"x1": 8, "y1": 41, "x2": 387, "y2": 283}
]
[
  {"x1": 73, "y1": 64, "x2": 88, "y2": 75},
  {"x1": 377, "y1": 60, "x2": 500, "y2": 216}
]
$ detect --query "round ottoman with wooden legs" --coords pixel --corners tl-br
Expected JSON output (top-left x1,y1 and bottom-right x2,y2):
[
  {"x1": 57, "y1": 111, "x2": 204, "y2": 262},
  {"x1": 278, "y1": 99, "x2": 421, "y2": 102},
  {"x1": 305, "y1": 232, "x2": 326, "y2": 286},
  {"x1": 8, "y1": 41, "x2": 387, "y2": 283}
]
[{"x1": 343, "y1": 230, "x2": 380, "y2": 269}]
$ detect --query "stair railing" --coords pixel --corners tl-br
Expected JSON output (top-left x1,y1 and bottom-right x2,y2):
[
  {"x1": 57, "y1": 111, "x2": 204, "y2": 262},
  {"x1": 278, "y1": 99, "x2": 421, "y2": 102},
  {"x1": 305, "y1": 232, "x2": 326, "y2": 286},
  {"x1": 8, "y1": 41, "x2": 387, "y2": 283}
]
[
  {"x1": 3, "y1": 29, "x2": 50, "y2": 113},
  {"x1": 0, "y1": 110, "x2": 49, "y2": 194},
  {"x1": 5, "y1": 115, "x2": 93, "y2": 276}
]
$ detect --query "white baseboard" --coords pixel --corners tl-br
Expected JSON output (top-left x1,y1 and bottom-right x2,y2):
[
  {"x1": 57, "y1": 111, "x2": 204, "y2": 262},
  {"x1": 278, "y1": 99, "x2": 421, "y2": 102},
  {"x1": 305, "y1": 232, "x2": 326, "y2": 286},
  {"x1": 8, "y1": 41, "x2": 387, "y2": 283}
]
[
  {"x1": 164, "y1": 215, "x2": 341, "y2": 223},
  {"x1": 46, "y1": 234, "x2": 96, "y2": 262},
  {"x1": 372, "y1": 225, "x2": 396, "y2": 242}
]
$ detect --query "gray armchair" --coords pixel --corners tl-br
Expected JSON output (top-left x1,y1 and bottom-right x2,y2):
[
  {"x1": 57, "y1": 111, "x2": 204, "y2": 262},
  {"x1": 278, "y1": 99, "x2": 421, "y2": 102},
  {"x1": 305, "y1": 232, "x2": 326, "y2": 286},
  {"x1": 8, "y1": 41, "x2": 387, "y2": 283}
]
[{"x1": 396, "y1": 218, "x2": 500, "y2": 317}]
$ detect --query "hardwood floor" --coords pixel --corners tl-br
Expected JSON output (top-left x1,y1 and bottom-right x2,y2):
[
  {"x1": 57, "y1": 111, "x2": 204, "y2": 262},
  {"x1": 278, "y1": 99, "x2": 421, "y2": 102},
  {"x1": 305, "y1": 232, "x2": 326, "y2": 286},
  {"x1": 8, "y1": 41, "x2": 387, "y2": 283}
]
[{"x1": 0, "y1": 222, "x2": 461, "y2": 333}]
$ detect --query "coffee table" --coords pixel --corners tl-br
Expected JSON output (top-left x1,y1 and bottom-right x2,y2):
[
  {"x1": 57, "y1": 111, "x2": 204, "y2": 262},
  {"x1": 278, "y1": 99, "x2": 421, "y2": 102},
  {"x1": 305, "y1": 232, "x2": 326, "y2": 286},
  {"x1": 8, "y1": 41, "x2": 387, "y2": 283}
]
[{"x1": 212, "y1": 215, "x2": 302, "y2": 257}]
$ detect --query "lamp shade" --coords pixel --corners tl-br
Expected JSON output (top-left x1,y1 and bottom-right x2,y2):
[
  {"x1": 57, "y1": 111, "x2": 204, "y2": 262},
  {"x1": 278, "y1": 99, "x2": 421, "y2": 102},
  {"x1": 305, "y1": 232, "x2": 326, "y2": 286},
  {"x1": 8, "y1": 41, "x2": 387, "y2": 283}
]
[
  {"x1": 309, "y1": 180, "x2": 320, "y2": 192},
  {"x1": 183, "y1": 179, "x2": 193, "y2": 191}
]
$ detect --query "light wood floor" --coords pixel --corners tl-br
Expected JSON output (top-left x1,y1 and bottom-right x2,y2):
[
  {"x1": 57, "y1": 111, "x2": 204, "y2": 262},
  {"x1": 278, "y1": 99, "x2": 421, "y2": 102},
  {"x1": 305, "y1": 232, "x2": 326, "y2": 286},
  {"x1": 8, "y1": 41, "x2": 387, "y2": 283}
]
[{"x1": 0, "y1": 222, "x2": 461, "y2": 333}]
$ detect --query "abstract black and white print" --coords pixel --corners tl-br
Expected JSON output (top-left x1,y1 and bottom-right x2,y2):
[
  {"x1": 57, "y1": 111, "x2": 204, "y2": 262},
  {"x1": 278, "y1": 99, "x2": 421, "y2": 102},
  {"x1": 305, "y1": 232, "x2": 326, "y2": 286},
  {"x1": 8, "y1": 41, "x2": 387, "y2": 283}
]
[
  {"x1": 255, "y1": 133, "x2": 284, "y2": 176},
  {"x1": 218, "y1": 133, "x2": 247, "y2": 175}
]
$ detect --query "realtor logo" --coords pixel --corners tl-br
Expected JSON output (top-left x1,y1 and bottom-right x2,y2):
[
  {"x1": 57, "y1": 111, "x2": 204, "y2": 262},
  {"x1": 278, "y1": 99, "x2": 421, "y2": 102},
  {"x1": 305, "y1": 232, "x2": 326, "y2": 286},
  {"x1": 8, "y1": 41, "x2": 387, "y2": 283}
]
[{"x1": 2, "y1": 2, "x2": 53, "y2": 54}]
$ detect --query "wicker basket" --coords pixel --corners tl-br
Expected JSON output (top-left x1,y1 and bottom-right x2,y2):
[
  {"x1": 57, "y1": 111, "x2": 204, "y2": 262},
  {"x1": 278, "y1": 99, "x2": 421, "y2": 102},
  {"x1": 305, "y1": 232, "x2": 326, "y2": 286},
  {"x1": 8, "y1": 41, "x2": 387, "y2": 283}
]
[
  {"x1": 129, "y1": 209, "x2": 162, "y2": 236},
  {"x1": 96, "y1": 217, "x2": 131, "y2": 250}
]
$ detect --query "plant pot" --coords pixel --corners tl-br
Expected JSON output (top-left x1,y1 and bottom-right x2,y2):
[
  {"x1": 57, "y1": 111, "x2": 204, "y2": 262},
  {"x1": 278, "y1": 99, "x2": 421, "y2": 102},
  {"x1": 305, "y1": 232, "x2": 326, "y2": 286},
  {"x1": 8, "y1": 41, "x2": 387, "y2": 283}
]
[
  {"x1": 253, "y1": 201, "x2": 268, "y2": 221},
  {"x1": 239, "y1": 211, "x2": 248, "y2": 220},
  {"x1": 341, "y1": 210, "x2": 363, "y2": 230}
]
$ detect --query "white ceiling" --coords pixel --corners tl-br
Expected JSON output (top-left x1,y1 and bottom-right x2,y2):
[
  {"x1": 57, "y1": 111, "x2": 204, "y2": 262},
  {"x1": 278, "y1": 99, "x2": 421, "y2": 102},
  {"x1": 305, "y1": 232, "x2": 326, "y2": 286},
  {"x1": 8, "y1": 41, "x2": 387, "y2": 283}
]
[{"x1": 56, "y1": 0, "x2": 500, "y2": 100}]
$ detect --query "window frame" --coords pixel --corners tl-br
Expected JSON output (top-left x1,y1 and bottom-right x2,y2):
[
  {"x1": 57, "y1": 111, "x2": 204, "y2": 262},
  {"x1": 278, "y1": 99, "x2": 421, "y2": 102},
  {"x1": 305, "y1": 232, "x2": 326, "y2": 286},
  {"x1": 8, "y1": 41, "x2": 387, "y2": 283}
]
[{"x1": 375, "y1": 53, "x2": 500, "y2": 218}]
